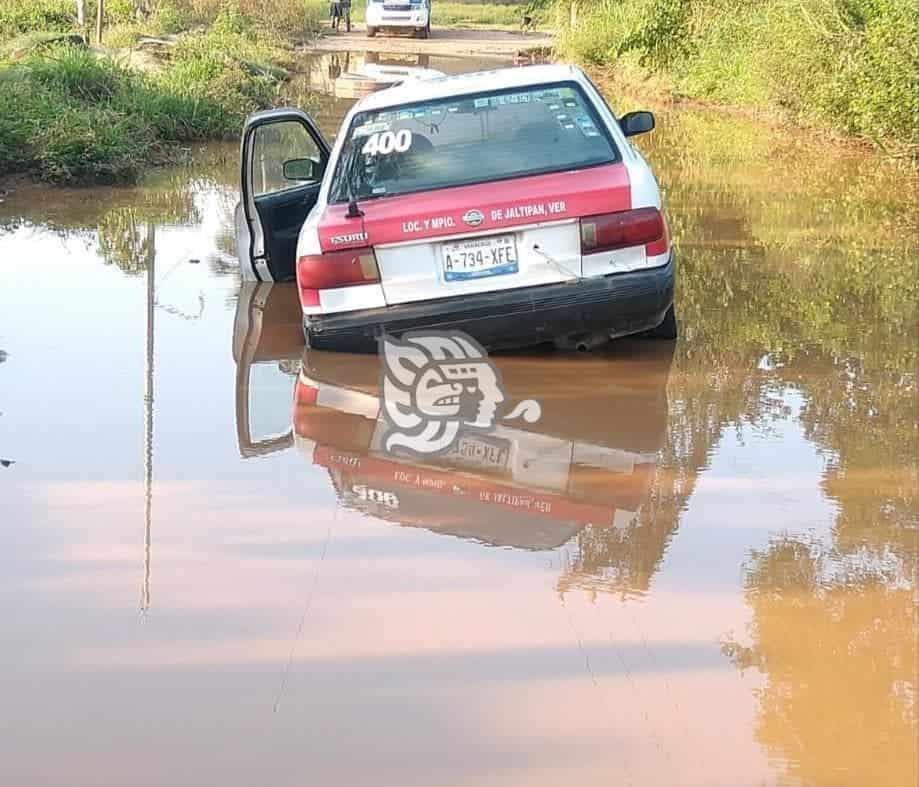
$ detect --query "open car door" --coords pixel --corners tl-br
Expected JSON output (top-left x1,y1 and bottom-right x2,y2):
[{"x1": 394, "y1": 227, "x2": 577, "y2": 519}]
[
  {"x1": 237, "y1": 108, "x2": 330, "y2": 282},
  {"x1": 232, "y1": 283, "x2": 304, "y2": 458}
]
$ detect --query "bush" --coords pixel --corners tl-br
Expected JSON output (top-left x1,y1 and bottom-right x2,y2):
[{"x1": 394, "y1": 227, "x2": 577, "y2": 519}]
[
  {"x1": 24, "y1": 45, "x2": 122, "y2": 100},
  {"x1": 0, "y1": 0, "x2": 73, "y2": 40},
  {"x1": 557, "y1": 0, "x2": 919, "y2": 154},
  {"x1": 152, "y1": 3, "x2": 185, "y2": 35},
  {"x1": 36, "y1": 105, "x2": 157, "y2": 182},
  {"x1": 167, "y1": 0, "x2": 324, "y2": 36},
  {"x1": 0, "y1": 32, "x2": 284, "y2": 183}
]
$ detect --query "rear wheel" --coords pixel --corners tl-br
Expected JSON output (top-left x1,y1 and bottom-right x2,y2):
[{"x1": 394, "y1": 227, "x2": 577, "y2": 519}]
[
  {"x1": 645, "y1": 304, "x2": 678, "y2": 340},
  {"x1": 366, "y1": 25, "x2": 377, "y2": 36}
]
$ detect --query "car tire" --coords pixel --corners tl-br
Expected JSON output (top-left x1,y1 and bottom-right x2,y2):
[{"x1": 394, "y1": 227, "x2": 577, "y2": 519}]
[
  {"x1": 645, "y1": 304, "x2": 678, "y2": 340},
  {"x1": 366, "y1": 25, "x2": 377, "y2": 36}
]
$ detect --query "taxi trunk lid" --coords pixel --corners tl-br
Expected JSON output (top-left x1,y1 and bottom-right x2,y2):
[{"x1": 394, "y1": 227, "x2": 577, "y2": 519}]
[{"x1": 317, "y1": 163, "x2": 632, "y2": 306}]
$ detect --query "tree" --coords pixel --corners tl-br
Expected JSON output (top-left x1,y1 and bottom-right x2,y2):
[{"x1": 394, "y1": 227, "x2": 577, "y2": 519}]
[{"x1": 723, "y1": 535, "x2": 917, "y2": 787}]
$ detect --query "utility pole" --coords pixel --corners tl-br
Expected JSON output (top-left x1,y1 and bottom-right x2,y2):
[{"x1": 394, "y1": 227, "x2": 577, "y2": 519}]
[
  {"x1": 141, "y1": 223, "x2": 155, "y2": 612},
  {"x1": 95, "y1": 0, "x2": 104, "y2": 45}
]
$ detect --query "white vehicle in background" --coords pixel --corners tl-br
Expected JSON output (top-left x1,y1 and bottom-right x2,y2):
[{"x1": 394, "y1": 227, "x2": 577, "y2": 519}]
[{"x1": 365, "y1": 0, "x2": 431, "y2": 38}]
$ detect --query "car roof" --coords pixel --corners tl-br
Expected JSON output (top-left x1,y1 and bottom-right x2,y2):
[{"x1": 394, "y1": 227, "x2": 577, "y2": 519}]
[{"x1": 352, "y1": 64, "x2": 585, "y2": 113}]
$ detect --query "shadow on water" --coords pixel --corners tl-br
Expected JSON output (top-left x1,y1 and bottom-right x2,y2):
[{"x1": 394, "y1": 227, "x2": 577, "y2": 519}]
[{"x1": 0, "y1": 67, "x2": 916, "y2": 786}]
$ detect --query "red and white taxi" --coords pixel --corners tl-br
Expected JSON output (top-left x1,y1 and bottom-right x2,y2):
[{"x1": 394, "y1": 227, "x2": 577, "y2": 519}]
[{"x1": 236, "y1": 65, "x2": 676, "y2": 351}]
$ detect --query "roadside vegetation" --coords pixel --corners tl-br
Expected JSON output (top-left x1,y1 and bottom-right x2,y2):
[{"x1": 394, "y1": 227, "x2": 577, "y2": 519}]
[
  {"x1": 0, "y1": 0, "x2": 323, "y2": 183},
  {"x1": 0, "y1": 0, "x2": 547, "y2": 184},
  {"x1": 553, "y1": 0, "x2": 918, "y2": 157}
]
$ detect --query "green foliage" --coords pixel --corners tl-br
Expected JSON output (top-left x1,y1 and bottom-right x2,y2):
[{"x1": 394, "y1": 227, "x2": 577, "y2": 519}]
[
  {"x1": 0, "y1": 0, "x2": 314, "y2": 184},
  {"x1": 165, "y1": 0, "x2": 325, "y2": 36},
  {"x1": 0, "y1": 0, "x2": 73, "y2": 40},
  {"x1": 24, "y1": 44, "x2": 121, "y2": 100},
  {"x1": 0, "y1": 29, "x2": 285, "y2": 183},
  {"x1": 617, "y1": 0, "x2": 695, "y2": 68},
  {"x1": 152, "y1": 3, "x2": 185, "y2": 35},
  {"x1": 0, "y1": 0, "x2": 140, "y2": 40},
  {"x1": 558, "y1": 0, "x2": 919, "y2": 154},
  {"x1": 37, "y1": 104, "x2": 157, "y2": 182}
]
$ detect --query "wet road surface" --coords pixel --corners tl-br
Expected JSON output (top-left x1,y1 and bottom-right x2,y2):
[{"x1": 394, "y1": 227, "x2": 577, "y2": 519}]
[
  {"x1": 306, "y1": 25, "x2": 553, "y2": 57},
  {"x1": 1, "y1": 51, "x2": 917, "y2": 787}
]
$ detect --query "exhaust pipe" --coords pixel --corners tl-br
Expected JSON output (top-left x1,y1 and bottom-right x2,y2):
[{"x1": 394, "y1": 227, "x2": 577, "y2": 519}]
[{"x1": 554, "y1": 332, "x2": 609, "y2": 353}]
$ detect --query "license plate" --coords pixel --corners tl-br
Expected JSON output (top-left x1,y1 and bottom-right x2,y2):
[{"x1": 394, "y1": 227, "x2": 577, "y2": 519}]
[
  {"x1": 441, "y1": 235, "x2": 518, "y2": 282},
  {"x1": 442, "y1": 434, "x2": 511, "y2": 471}
]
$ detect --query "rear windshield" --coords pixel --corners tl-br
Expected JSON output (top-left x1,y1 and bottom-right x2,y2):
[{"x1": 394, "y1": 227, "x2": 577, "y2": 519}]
[{"x1": 328, "y1": 81, "x2": 618, "y2": 203}]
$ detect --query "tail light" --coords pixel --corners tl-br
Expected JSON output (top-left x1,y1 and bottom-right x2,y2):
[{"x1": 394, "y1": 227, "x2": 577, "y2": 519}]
[
  {"x1": 297, "y1": 246, "x2": 380, "y2": 307},
  {"x1": 580, "y1": 208, "x2": 668, "y2": 256}
]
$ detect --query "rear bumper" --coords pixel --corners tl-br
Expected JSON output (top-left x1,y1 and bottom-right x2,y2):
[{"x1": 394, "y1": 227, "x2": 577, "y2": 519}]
[
  {"x1": 366, "y1": 9, "x2": 428, "y2": 26},
  {"x1": 305, "y1": 253, "x2": 675, "y2": 352}
]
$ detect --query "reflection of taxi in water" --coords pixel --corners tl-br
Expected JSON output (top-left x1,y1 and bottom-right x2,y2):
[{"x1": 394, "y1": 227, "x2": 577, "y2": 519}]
[
  {"x1": 236, "y1": 65, "x2": 676, "y2": 353},
  {"x1": 233, "y1": 283, "x2": 674, "y2": 551}
]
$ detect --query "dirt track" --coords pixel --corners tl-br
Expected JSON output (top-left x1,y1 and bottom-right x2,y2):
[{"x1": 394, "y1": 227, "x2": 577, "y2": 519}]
[{"x1": 307, "y1": 24, "x2": 553, "y2": 58}]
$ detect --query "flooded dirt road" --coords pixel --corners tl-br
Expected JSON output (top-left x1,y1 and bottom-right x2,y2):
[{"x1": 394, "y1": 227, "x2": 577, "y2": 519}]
[
  {"x1": 1, "y1": 51, "x2": 917, "y2": 787},
  {"x1": 307, "y1": 26, "x2": 553, "y2": 57}
]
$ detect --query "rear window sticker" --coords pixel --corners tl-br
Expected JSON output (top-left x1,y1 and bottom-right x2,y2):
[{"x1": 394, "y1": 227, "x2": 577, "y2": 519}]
[
  {"x1": 361, "y1": 129, "x2": 413, "y2": 156},
  {"x1": 353, "y1": 120, "x2": 392, "y2": 138}
]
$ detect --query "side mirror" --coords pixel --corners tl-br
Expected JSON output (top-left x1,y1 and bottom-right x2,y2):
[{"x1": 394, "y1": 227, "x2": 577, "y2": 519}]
[
  {"x1": 620, "y1": 111, "x2": 655, "y2": 137},
  {"x1": 283, "y1": 157, "x2": 323, "y2": 182}
]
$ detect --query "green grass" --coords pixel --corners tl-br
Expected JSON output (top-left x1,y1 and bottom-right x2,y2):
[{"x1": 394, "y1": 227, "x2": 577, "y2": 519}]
[
  {"x1": 0, "y1": 0, "x2": 136, "y2": 40},
  {"x1": 0, "y1": 0, "x2": 78, "y2": 39},
  {"x1": 0, "y1": 0, "x2": 325, "y2": 46},
  {"x1": 0, "y1": 2, "x2": 334, "y2": 185},
  {"x1": 153, "y1": 0, "x2": 325, "y2": 38},
  {"x1": 556, "y1": 0, "x2": 919, "y2": 156},
  {"x1": 0, "y1": 20, "x2": 287, "y2": 183}
]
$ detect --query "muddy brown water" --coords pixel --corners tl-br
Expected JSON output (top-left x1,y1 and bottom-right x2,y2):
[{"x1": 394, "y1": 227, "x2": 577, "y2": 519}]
[{"x1": 1, "y1": 50, "x2": 917, "y2": 787}]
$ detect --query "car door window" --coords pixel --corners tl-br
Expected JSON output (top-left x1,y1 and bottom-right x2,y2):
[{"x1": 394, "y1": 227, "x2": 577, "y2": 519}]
[{"x1": 251, "y1": 120, "x2": 323, "y2": 197}]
